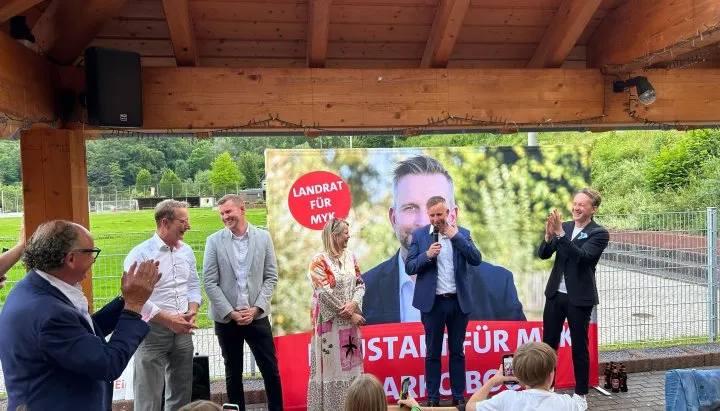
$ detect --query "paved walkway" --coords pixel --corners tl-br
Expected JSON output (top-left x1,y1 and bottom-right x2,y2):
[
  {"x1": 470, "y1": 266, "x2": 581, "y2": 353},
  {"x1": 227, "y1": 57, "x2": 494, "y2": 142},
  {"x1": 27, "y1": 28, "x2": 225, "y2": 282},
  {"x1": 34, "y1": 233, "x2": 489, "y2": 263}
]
[
  {"x1": 1, "y1": 366, "x2": 710, "y2": 410},
  {"x1": 559, "y1": 369, "x2": 673, "y2": 411},
  {"x1": 219, "y1": 368, "x2": 705, "y2": 411}
]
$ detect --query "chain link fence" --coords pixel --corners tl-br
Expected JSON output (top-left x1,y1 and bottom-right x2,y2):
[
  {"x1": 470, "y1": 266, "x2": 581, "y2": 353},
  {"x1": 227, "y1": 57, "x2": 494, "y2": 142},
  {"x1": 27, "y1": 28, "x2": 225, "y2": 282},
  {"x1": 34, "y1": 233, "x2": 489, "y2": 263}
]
[
  {"x1": 1, "y1": 184, "x2": 266, "y2": 214},
  {"x1": 0, "y1": 209, "x2": 718, "y2": 394},
  {"x1": 595, "y1": 208, "x2": 719, "y2": 348},
  {"x1": 0, "y1": 187, "x2": 22, "y2": 214}
]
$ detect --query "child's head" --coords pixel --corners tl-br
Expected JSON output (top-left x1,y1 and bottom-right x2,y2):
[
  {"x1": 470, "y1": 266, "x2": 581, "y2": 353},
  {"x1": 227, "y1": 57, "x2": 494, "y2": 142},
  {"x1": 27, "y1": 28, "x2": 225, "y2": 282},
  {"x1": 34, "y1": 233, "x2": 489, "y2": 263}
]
[
  {"x1": 344, "y1": 373, "x2": 387, "y2": 411},
  {"x1": 512, "y1": 342, "x2": 557, "y2": 388}
]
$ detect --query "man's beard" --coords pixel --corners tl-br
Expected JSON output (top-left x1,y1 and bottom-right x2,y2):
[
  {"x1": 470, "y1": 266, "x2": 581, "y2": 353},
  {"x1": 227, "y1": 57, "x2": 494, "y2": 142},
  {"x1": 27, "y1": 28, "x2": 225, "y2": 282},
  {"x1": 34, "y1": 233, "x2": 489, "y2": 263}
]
[{"x1": 397, "y1": 230, "x2": 412, "y2": 250}]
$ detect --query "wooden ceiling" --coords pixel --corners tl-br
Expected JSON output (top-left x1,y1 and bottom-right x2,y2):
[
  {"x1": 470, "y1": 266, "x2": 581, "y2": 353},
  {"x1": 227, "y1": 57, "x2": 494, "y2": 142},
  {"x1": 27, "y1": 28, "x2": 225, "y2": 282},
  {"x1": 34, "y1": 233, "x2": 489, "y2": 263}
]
[
  {"x1": 2, "y1": 0, "x2": 720, "y2": 136},
  {"x1": 88, "y1": 0, "x2": 620, "y2": 69},
  {"x1": 2, "y1": 0, "x2": 719, "y2": 70},
  {"x1": 0, "y1": 0, "x2": 662, "y2": 69}
]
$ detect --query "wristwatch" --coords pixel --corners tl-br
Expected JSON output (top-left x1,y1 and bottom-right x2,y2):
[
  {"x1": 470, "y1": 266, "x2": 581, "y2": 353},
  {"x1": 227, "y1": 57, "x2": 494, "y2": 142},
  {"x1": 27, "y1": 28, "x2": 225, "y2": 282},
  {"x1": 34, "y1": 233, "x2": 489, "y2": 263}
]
[{"x1": 122, "y1": 309, "x2": 142, "y2": 319}]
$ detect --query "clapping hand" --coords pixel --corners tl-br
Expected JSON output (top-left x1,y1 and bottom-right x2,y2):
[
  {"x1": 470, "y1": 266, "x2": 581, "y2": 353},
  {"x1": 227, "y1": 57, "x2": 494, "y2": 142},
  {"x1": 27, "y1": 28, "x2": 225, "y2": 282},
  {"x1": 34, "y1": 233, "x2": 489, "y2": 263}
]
[
  {"x1": 17, "y1": 216, "x2": 25, "y2": 248},
  {"x1": 545, "y1": 213, "x2": 554, "y2": 241},
  {"x1": 550, "y1": 209, "x2": 564, "y2": 236},
  {"x1": 121, "y1": 260, "x2": 161, "y2": 314}
]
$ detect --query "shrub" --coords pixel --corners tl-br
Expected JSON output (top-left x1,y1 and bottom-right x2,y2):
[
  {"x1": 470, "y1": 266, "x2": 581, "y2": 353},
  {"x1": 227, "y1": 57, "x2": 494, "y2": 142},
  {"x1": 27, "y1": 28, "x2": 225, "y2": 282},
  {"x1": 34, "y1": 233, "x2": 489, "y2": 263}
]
[{"x1": 645, "y1": 129, "x2": 720, "y2": 192}]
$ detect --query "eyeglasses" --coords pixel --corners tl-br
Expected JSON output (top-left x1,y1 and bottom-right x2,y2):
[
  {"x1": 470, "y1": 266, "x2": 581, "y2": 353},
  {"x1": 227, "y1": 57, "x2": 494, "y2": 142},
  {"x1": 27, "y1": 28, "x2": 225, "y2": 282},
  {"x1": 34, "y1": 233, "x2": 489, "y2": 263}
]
[{"x1": 73, "y1": 247, "x2": 101, "y2": 261}]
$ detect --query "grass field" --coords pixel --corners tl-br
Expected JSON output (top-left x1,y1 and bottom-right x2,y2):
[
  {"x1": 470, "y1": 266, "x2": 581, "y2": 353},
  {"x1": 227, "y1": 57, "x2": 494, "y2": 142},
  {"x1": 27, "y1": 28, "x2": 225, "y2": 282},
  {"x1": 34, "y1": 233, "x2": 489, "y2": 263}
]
[{"x1": 0, "y1": 208, "x2": 267, "y2": 329}]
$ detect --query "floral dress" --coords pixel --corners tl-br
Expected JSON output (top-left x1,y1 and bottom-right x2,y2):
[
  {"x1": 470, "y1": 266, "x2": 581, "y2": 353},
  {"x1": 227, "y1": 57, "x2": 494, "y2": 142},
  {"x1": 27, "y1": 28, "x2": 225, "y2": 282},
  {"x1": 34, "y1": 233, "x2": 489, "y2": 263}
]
[{"x1": 306, "y1": 250, "x2": 365, "y2": 411}]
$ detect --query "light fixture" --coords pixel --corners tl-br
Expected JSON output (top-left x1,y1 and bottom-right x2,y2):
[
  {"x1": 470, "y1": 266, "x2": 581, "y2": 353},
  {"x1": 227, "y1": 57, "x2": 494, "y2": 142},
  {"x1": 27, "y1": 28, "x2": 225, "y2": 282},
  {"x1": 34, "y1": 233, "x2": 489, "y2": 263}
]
[{"x1": 613, "y1": 76, "x2": 656, "y2": 105}]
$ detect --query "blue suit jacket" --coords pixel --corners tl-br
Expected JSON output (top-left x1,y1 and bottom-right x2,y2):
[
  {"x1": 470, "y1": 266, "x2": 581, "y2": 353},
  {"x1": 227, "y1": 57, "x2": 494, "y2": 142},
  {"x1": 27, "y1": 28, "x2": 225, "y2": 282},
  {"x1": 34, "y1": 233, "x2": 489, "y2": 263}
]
[
  {"x1": 362, "y1": 252, "x2": 526, "y2": 324},
  {"x1": 0, "y1": 270, "x2": 150, "y2": 411},
  {"x1": 405, "y1": 225, "x2": 482, "y2": 314}
]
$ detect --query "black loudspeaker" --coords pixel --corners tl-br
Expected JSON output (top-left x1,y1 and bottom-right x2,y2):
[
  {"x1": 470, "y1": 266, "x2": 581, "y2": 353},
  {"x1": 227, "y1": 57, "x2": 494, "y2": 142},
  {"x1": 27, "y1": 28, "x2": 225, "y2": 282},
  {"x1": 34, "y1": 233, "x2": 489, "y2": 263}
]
[
  {"x1": 84, "y1": 46, "x2": 143, "y2": 127},
  {"x1": 192, "y1": 354, "x2": 211, "y2": 401},
  {"x1": 55, "y1": 90, "x2": 76, "y2": 123}
]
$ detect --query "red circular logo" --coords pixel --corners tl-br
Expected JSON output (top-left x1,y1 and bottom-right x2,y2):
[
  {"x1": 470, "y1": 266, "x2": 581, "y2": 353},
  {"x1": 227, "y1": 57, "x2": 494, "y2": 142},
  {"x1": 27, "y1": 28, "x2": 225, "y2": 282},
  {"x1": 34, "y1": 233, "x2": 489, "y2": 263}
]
[{"x1": 288, "y1": 171, "x2": 352, "y2": 230}]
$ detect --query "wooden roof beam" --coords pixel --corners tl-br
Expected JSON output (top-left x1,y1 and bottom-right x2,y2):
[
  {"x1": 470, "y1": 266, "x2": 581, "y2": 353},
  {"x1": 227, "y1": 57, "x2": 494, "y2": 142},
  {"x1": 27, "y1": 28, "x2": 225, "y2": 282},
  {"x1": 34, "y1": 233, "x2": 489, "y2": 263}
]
[
  {"x1": 32, "y1": 0, "x2": 126, "y2": 65},
  {"x1": 162, "y1": 0, "x2": 198, "y2": 67},
  {"x1": 0, "y1": 0, "x2": 44, "y2": 23},
  {"x1": 421, "y1": 0, "x2": 470, "y2": 68},
  {"x1": 528, "y1": 0, "x2": 601, "y2": 68},
  {"x1": 0, "y1": 31, "x2": 55, "y2": 138},
  {"x1": 307, "y1": 0, "x2": 331, "y2": 68},
  {"x1": 588, "y1": 0, "x2": 720, "y2": 71}
]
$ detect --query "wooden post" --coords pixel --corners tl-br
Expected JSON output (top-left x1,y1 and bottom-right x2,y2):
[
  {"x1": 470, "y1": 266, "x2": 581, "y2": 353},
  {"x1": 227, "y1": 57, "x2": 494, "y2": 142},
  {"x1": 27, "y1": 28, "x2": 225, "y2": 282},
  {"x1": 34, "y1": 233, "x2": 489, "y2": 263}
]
[{"x1": 20, "y1": 128, "x2": 93, "y2": 310}]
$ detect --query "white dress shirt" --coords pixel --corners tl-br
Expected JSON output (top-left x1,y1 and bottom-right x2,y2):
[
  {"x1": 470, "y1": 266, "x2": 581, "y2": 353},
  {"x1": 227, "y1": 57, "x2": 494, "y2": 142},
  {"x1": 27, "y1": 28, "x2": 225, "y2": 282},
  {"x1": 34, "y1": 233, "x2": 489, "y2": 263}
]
[
  {"x1": 124, "y1": 233, "x2": 202, "y2": 321},
  {"x1": 475, "y1": 388, "x2": 580, "y2": 411},
  {"x1": 431, "y1": 225, "x2": 456, "y2": 294},
  {"x1": 36, "y1": 270, "x2": 94, "y2": 331},
  {"x1": 398, "y1": 254, "x2": 421, "y2": 322},
  {"x1": 557, "y1": 226, "x2": 584, "y2": 294},
  {"x1": 231, "y1": 231, "x2": 251, "y2": 310}
]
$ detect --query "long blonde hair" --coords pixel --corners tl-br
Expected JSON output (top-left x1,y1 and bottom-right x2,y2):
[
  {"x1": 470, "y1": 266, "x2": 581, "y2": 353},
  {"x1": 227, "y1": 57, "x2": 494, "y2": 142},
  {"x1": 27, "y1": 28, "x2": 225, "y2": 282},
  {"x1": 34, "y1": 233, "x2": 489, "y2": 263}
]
[
  {"x1": 344, "y1": 374, "x2": 387, "y2": 411},
  {"x1": 321, "y1": 218, "x2": 348, "y2": 257}
]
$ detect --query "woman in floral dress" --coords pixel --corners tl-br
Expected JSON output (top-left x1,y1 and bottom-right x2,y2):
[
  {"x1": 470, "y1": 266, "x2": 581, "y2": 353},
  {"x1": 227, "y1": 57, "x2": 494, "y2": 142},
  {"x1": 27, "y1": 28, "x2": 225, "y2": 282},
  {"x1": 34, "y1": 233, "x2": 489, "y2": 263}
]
[{"x1": 307, "y1": 218, "x2": 366, "y2": 411}]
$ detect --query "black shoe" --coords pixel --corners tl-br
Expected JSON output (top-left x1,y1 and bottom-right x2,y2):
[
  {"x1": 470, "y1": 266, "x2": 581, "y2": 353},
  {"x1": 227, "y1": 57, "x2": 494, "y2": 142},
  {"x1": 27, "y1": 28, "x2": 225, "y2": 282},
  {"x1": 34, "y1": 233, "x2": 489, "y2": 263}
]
[
  {"x1": 452, "y1": 398, "x2": 466, "y2": 406},
  {"x1": 426, "y1": 400, "x2": 440, "y2": 407}
]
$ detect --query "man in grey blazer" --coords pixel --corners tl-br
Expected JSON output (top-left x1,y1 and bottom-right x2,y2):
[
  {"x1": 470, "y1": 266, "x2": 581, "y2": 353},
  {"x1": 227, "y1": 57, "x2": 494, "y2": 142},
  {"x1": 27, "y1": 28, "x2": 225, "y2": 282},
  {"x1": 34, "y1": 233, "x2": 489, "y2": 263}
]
[{"x1": 203, "y1": 194, "x2": 283, "y2": 411}]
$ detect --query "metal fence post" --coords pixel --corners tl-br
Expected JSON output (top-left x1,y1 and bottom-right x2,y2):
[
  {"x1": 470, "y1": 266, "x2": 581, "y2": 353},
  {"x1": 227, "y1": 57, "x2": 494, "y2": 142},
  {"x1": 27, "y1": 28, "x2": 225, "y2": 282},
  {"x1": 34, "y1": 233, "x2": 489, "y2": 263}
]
[{"x1": 708, "y1": 207, "x2": 718, "y2": 342}]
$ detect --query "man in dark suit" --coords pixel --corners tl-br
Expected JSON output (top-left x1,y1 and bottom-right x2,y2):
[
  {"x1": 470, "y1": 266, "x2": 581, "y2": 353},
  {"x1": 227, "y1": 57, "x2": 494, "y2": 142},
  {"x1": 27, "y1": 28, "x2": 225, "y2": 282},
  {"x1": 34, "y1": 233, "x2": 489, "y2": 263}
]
[
  {"x1": 0, "y1": 220, "x2": 160, "y2": 411},
  {"x1": 362, "y1": 154, "x2": 525, "y2": 325},
  {"x1": 406, "y1": 195, "x2": 481, "y2": 407},
  {"x1": 539, "y1": 188, "x2": 610, "y2": 411}
]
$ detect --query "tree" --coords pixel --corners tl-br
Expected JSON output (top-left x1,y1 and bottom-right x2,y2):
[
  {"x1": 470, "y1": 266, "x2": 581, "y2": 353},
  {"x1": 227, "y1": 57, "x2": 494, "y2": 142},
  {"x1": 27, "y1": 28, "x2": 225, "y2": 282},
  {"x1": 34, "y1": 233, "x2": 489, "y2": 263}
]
[
  {"x1": 194, "y1": 170, "x2": 213, "y2": 196},
  {"x1": 135, "y1": 169, "x2": 152, "y2": 193},
  {"x1": 237, "y1": 152, "x2": 263, "y2": 188},
  {"x1": 0, "y1": 141, "x2": 21, "y2": 185},
  {"x1": 187, "y1": 141, "x2": 214, "y2": 177},
  {"x1": 159, "y1": 169, "x2": 182, "y2": 197},
  {"x1": 210, "y1": 152, "x2": 243, "y2": 194},
  {"x1": 175, "y1": 159, "x2": 191, "y2": 180},
  {"x1": 109, "y1": 162, "x2": 124, "y2": 189}
]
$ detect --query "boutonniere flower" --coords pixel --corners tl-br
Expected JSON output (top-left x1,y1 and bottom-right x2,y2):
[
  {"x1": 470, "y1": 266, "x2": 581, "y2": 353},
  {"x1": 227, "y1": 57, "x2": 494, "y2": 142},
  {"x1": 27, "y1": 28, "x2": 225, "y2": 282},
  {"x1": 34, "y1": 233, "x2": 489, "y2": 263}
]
[{"x1": 578, "y1": 232, "x2": 588, "y2": 240}]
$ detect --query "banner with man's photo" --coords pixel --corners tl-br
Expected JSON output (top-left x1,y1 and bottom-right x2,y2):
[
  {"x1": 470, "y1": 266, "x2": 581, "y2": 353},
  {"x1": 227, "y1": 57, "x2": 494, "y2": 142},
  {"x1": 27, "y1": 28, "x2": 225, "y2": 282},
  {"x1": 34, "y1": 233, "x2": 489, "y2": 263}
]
[{"x1": 265, "y1": 146, "x2": 597, "y2": 410}]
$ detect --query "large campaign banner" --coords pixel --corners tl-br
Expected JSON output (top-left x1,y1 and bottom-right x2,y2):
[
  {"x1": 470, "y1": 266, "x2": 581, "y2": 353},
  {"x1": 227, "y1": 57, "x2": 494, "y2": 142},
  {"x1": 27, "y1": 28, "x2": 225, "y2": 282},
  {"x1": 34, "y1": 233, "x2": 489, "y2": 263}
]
[
  {"x1": 265, "y1": 146, "x2": 595, "y2": 408},
  {"x1": 276, "y1": 321, "x2": 598, "y2": 410}
]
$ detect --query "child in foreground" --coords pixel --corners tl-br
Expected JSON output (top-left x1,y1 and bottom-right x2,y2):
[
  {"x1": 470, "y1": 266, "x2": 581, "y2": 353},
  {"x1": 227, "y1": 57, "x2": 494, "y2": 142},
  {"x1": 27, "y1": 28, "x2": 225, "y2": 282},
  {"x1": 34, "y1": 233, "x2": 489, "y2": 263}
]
[{"x1": 398, "y1": 342, "x2": 583, "y2": 411}]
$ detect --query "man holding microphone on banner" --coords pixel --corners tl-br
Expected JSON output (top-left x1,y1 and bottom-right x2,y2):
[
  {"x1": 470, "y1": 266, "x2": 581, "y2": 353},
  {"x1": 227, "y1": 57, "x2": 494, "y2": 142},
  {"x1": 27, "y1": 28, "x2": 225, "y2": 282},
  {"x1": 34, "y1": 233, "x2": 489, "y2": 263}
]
[
  {"x1": 362, "y1": 154, "x2": 525, "y2": 325},
  {"x1": 406, "y1": 195, "x2": 481, "y2": 407},
  {"x1": 539, "y1": 188, "x2": 609, "y2": 411}
]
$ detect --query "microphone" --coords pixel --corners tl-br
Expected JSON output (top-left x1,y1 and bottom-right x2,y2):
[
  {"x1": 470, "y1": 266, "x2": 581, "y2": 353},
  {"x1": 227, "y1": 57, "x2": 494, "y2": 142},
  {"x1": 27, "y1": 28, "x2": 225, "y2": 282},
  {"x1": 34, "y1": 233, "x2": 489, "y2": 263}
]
[{"x1": 430, "y1": 226, "x2": 440, "y2": 262}]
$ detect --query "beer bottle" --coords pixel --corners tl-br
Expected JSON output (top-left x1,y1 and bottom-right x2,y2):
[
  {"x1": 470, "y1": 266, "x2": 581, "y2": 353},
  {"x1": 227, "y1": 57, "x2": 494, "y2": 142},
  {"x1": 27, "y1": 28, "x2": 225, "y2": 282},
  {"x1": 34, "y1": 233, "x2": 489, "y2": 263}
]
[
  {"x1": 603, "y1": 362, "x2": 613, "y2": 389},
  {"x1": 611, "y1": 365, "x2": 620, "y2": 393},
  {"x1": 619, "y1": 363, "x2": 628, "y2": 392}
]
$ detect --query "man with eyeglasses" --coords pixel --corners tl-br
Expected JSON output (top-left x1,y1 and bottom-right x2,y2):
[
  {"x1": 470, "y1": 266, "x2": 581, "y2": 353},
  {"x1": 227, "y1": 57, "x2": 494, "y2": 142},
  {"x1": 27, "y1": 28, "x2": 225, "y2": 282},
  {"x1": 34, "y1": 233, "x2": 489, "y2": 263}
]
[
  {"x1": 0, "y1": 219, "x2": 160, "y2": 411},
  {"x1": 124, "y1": 199, "x2": 203, "y2": 411}
]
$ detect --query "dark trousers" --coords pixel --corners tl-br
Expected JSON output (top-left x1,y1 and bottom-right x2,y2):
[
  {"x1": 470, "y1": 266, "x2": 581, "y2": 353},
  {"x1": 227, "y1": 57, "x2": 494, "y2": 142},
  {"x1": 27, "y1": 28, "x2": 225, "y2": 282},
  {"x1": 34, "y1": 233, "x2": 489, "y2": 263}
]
[
  {"x1": 542, "y1": 292, "x2": 594, "y2": 395},
  {"x1": 421, "y1": 295, "x2": 469, "y2": 402},
  {"x1": 214, "y1": 317, "x2": 283, "y2": 411}
]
